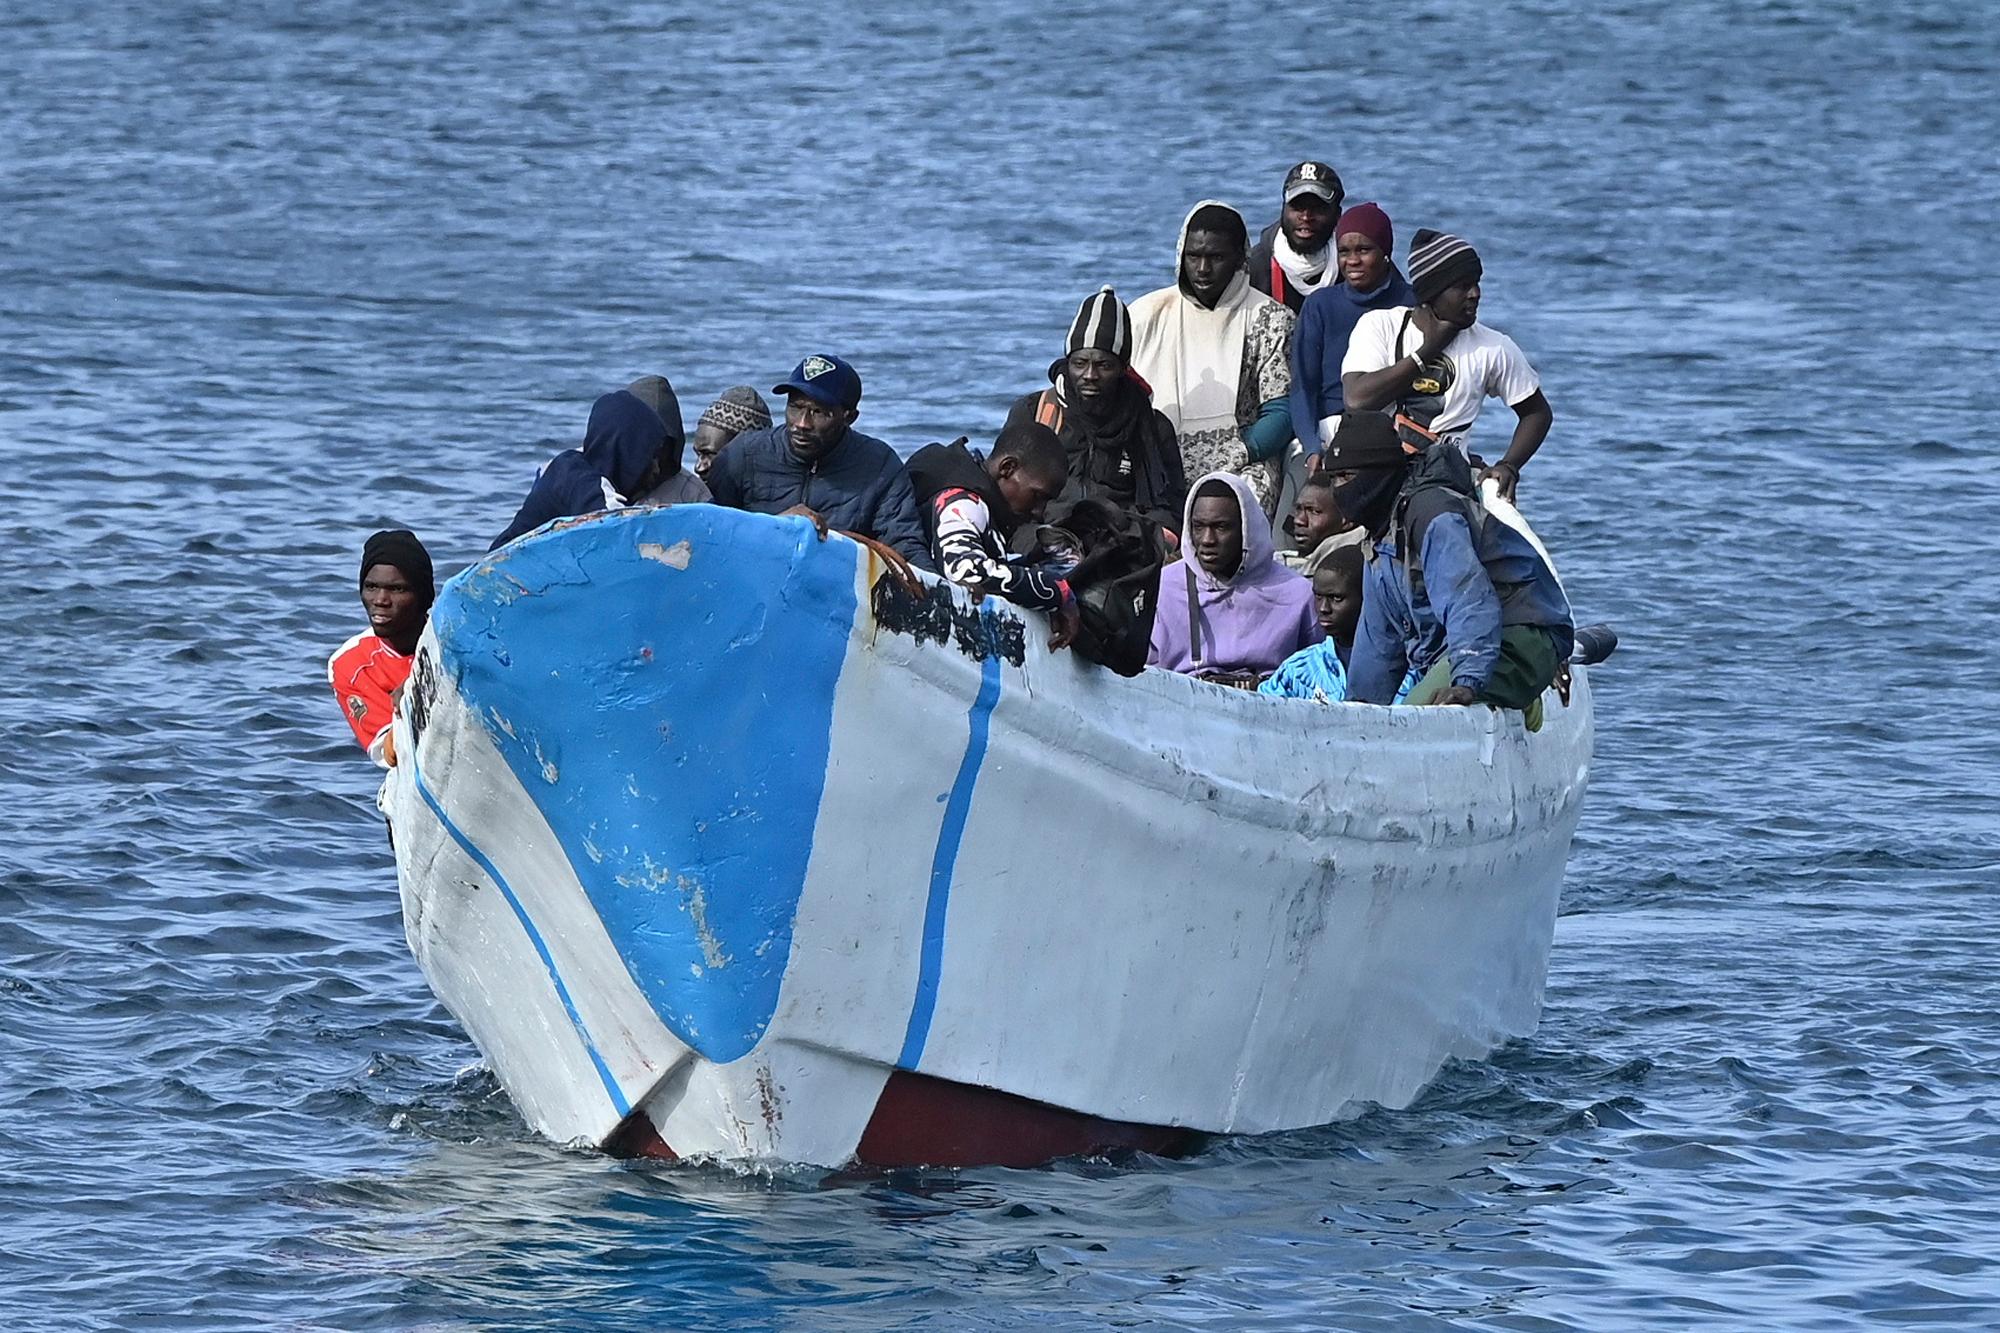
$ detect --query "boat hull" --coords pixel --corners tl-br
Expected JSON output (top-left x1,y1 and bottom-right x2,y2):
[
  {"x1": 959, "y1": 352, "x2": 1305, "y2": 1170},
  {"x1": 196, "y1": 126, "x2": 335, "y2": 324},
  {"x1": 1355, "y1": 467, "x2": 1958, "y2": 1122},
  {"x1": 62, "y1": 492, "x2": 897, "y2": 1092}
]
[{"x1": 385, "y1": 504, "x2": 1592, "y2": 1167}]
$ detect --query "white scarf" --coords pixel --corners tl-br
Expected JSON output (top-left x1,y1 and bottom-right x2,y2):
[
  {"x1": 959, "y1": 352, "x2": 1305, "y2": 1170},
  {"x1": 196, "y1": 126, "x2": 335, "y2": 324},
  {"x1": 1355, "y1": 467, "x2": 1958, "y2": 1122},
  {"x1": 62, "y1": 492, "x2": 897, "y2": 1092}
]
[{"x1": 1271, "y1": 228, "x2": 1337, "y2": 297}]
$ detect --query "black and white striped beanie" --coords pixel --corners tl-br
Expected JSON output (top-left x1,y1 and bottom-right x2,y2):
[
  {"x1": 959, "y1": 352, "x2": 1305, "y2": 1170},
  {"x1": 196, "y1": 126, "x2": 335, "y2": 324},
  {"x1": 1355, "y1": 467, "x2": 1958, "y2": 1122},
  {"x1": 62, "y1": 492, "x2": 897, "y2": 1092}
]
[
  {"x1": 1066, "y1": 286, "x2": 1132, "y2": 360},
  {"x1": 1407, "y1": 229, "x2": 1483, "y2": 304}
]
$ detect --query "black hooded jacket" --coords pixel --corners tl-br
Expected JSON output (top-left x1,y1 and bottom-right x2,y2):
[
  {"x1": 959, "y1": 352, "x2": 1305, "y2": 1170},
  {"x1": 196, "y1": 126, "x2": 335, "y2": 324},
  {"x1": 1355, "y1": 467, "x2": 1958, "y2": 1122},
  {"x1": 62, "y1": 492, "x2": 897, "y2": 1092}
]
[
  {"x1": 904, "y1": 439, "x2": 1068, "y2": 614},
  {"x1": 905, "y1": 440, "x2": 1019, "y2": 548},
  {"x1": 492, "y1": 390, "x2": 666, "y2": 550}
]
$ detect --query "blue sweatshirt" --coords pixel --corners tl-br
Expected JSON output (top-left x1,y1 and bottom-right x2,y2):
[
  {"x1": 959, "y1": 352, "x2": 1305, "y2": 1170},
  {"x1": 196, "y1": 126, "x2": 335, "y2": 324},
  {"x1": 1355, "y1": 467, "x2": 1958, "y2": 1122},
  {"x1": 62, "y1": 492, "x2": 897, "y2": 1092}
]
[
  {"x1": 1348, "y1": 512, "x2": 1572, "y2": 704},
  {"x1": 1287, "y1": 268, "x2": 1417, "y2": 452},
  {"x1": 707, "y1": 423, "x2": 936, "y2": 571}
]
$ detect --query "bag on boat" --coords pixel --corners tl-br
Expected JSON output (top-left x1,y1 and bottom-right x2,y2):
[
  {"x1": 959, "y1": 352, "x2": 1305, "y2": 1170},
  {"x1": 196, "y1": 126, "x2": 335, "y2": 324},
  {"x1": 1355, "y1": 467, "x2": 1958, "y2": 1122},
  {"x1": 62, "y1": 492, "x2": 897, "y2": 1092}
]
[
  {"x1": 1027, "y1": 497, "x2": 1170, "y2": 677},
  {"x1": 1389, "y1": 309, "x2": 1452, "y2": 452}
]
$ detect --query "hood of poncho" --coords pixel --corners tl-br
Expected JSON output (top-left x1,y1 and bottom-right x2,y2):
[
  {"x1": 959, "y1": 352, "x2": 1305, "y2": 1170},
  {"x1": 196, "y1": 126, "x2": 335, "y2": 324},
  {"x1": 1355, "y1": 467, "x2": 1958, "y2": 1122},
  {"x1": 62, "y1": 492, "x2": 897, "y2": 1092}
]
[{"x1": 1174, "y1": 198, "x2": 1252, "y2": 308}]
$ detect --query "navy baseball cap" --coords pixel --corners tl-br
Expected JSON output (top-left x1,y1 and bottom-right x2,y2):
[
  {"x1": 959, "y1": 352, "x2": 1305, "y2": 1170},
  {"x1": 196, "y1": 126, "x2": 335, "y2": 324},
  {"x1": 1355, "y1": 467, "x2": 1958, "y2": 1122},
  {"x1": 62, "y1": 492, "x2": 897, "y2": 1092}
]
[{"x1": 773, "y1": 353, "x2": 862, "y2": 410}]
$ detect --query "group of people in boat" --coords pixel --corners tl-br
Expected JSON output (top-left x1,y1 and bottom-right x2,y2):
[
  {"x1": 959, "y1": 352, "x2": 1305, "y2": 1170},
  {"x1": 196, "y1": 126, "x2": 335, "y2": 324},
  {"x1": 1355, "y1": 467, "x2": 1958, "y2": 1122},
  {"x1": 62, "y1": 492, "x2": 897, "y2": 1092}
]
[{"x1": 330, "y1": 160, "x2": 1576, "y2": 766}]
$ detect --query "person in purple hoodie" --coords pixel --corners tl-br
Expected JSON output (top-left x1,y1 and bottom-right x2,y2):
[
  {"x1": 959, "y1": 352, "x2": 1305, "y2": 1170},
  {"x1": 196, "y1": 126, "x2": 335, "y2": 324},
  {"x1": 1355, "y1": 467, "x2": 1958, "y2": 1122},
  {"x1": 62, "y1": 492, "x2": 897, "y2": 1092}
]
[{"x1": 1147, "y1": 470, "x2": 1319, "y2": 683}]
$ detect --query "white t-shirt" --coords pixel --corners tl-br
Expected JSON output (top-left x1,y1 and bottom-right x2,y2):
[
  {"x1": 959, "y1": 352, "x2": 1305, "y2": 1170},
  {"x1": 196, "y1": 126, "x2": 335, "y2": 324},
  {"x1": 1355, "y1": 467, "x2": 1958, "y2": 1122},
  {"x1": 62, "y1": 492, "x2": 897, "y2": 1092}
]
[{"x1": 1341, "y1": 307, "x2": 1540, "y2": 452}]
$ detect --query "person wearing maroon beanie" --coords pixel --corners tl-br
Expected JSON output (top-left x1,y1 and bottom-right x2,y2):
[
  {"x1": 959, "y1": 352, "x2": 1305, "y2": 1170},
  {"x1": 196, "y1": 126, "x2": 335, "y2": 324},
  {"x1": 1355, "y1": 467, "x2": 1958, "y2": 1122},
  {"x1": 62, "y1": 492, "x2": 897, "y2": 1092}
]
[
  {"x1": 1334, "y1": 203, "x2": 1394, "y2": 267},
  {"x1": 1286, "y1": 202, "x2": 1418, "y2": 471}
]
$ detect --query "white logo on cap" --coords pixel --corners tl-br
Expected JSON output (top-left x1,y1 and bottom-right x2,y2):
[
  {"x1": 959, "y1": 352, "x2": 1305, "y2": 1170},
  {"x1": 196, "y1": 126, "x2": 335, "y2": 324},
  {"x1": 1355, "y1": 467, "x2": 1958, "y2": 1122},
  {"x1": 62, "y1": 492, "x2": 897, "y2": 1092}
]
[
  {"x1": 803, "y1": 355, "x2": 835, "y2": 379},
  {"x1": 1298, "y1": 163, "x2": 1321, "y2": 180}
]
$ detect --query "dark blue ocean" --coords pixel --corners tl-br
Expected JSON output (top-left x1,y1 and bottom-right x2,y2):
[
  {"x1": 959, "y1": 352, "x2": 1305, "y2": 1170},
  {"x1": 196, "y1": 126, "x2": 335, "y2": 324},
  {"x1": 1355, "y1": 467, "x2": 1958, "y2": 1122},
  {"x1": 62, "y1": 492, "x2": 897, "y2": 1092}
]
[{"x1": 5, "y1": 1, "x2": 1998, "y2": 1327}]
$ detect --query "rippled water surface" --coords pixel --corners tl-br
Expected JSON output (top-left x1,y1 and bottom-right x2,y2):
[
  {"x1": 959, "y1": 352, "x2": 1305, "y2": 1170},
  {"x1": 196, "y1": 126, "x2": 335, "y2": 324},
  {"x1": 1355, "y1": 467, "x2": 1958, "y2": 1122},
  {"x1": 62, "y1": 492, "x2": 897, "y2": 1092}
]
[{"x1": 5, "y1": 2, "x2": 1998, "y2": 1327}]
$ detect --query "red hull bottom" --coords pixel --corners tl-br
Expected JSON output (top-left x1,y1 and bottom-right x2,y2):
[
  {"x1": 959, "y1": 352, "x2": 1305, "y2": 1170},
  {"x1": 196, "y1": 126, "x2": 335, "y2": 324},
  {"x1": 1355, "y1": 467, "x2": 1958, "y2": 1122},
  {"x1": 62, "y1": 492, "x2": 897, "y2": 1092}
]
[{"x1": 605, "y1": 1070, "x2": 1203, "y2": 1168}]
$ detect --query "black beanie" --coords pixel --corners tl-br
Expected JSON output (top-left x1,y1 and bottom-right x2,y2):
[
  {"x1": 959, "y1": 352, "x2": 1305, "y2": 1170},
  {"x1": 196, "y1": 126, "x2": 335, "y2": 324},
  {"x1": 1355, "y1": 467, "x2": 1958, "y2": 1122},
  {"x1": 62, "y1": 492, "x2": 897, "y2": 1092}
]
[
  {"x1": 1324, "y1": 412, "x2": 1408, "y2": 471},
  {"x1": 1065, "y1": 286, "x2": 1131, "y2": 360},
  {"x1": 1407, "y1": 228, "x2": 1483, "y2": 305},
  {"x1": 361, "y1": 529, "x2": 435, "y2": 608}
]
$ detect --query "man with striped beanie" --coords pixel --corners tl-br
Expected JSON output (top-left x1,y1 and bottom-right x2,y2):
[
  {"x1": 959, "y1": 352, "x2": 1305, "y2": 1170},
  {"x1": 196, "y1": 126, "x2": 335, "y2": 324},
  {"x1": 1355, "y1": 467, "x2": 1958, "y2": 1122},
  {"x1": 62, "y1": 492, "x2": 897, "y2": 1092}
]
[
  {"x1": 1338, "y1": 228, "x2": 1553, "y2": 500},
  {"x1": 690, "y1": 385, "x2": 773, "y2": 483},
  {"x1": 1004, "y1": 285, "x2": 1187, "y2": 534}
]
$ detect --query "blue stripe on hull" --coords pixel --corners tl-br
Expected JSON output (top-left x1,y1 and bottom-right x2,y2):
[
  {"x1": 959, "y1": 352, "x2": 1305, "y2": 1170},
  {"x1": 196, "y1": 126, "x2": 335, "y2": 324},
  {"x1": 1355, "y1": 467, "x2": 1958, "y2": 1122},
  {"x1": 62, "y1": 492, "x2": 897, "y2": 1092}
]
[
  {"x1": 410, "y1": 754, "x2": 631, "y2": 1117},
  {"x1": 898, "y1": 650, "x2": 1004, "y2": 1070}
]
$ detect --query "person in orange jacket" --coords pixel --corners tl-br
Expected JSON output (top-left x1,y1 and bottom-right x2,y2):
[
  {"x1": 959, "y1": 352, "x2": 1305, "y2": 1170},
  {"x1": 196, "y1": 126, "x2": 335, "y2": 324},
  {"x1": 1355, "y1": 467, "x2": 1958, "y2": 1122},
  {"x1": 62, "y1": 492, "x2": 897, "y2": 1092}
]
[{"x1": 328, "y1": 529, "x2": 433, "y2": 768}]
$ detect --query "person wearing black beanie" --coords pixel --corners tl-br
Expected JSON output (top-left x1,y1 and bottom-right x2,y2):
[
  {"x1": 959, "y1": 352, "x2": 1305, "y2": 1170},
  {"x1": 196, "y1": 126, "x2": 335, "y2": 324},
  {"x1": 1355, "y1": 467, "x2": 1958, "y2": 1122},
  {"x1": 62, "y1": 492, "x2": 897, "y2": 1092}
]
[
  {"x1": 329, "y1": 528, "x2": 435, "y2": 767},
  {"x1": 359, "y1": 530, "x2": 433, "y2": 615},
  {"x1": 1333, "y1": 409, "x2": 1574, "y2": 722},
  {"x1": 1337, "y1": 227, "x2": 1553, "y2": 501}
]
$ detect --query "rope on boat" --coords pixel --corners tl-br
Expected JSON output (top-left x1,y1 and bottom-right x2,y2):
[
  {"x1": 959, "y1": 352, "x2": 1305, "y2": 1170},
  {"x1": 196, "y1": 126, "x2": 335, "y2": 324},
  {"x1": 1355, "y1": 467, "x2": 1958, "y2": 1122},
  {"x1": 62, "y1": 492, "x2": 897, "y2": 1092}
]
[{"x1": 842, "y1": 530, "x2": 926, "y2": 602}]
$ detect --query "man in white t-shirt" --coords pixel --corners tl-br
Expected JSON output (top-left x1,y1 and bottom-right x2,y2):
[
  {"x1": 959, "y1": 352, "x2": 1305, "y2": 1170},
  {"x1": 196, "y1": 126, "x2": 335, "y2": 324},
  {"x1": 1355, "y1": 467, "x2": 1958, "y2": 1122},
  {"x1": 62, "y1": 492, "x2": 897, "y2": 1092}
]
[{"x1": 1340, "y1": 229, "x2": 1552, "y2": 500}]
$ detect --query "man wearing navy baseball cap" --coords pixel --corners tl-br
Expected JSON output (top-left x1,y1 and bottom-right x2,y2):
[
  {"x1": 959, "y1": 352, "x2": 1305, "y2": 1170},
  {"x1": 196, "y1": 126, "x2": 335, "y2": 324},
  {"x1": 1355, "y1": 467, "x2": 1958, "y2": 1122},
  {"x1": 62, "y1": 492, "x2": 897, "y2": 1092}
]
[{"x1": 706, "y1": 352, "x2": 936, "y2": 570}]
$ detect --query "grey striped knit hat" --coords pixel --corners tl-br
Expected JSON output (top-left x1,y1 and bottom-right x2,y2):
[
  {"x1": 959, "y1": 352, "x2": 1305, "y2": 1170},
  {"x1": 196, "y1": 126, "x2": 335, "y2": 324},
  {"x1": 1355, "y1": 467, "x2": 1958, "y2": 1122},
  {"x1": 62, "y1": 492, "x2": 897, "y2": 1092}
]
[
  {"x1": 1066, "y1": 285, "x2": 1132, "y2": 360},
  {"x1": 1407, "y1": 229, "x2": 1483, "y2": 304},
  {"x1": 698, "y1": 385, "x2": 773, "y2": 437}
]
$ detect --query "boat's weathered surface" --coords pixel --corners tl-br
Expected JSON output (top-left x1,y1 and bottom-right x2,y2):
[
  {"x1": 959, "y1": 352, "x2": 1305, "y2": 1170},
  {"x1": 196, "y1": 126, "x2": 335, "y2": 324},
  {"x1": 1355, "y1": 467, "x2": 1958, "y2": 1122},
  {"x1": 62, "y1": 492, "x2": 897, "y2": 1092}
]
[{"x1": 384, "y1": 503, "x2": 1593, "y2": 1168}]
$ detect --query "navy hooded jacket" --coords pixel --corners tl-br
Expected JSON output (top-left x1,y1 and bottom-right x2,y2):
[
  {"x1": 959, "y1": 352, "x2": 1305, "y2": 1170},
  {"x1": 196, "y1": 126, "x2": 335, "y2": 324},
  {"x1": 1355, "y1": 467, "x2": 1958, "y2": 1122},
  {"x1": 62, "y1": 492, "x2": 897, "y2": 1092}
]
[
  {"x1": 491, "y1": 390, "x2": 665, "y2": 550},
  {"x1": 706, "y1": 423, "x2": 936, "y2": 571}
]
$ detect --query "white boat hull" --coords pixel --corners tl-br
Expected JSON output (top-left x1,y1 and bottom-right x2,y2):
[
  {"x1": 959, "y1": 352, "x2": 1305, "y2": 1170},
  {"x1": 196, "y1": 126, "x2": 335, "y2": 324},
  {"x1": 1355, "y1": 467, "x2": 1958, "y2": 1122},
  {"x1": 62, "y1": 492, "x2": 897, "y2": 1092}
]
[{"x1": 384, "y1": 504, "x2": 1592, "y2": 1166}]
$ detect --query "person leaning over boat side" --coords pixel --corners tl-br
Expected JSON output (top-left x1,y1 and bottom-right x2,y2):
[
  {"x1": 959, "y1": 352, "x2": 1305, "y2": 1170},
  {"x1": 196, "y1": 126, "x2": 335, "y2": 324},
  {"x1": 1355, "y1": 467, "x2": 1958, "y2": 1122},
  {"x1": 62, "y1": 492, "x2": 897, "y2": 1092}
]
[
  {"x1": 1326, "y1": 414, "x2": 1573, "y2": 720},
  {"x1": 329, "y1": 529, "x2": 433, "y2": 768},
  {"x1": 1287, "y1": 203, "x2": 1416, "y2": 462},
  {"x1": 689, "y1": 386, "x2": 772, "y2": 484},
  {"x1": 623, "y1": 374, "x2": 712, "y2": 508},
  {"x1": 1129, "y1": 201, "x2": 1296, "y2": 528},
  {"x1": 1340, "y1": 229, "x2": 1552, "y2": 501},
  {"x1": 1004, "y1": 286, "x2": 1187, "y2": 536},
  {"x1": 705, "y1": 353, "x2": 936, "y2": 571},
  {"x1": 906, "y1": 423, "x2": 1081, "y2": 650},
  {"x1": 1259, "y1": 543, "x2": 1365, "y2": 704},
  {"x1": 490, "y1": 388, "x2": 676, "y2": 549},
  {"x1": 1277, "y1": 472, "x2": 1367, "y2": 575},
  {"x1": 1246, "y1": 160, "x2": 1345, "y2": 314},
  {"x1": 1147, "y1": 471, "x2": 1317, "y2": 683}
]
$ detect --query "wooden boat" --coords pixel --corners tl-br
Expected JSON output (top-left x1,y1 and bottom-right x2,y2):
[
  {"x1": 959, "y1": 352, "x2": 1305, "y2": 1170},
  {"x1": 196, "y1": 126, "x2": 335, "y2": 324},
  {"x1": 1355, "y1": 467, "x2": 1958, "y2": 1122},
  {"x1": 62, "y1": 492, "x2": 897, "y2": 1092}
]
[{"x1": 383, "y1": 501, "x2": 1593, "y2": 1167}]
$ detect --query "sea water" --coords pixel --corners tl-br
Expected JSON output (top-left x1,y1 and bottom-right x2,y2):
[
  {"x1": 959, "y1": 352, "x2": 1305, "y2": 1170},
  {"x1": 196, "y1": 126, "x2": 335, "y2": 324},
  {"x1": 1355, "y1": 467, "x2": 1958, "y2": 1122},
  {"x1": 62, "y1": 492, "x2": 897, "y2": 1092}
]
[{"x1": 3, "y1": 1, "x2": 1997, "y2": 1327}]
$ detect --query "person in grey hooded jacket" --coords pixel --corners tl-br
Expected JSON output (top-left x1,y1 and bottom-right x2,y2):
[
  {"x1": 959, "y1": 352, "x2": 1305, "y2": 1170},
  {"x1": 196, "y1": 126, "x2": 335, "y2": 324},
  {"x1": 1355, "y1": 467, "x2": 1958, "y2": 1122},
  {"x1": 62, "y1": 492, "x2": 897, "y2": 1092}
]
[{"x1": 706, "y1": 353, "x2": 935, "y2": 572}]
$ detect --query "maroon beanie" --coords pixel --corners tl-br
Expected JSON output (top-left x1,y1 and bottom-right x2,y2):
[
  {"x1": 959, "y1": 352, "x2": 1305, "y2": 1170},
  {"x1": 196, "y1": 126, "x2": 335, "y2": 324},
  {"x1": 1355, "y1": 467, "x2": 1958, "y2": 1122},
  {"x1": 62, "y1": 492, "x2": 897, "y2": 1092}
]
[{"x1": 1334, "y1": 202, "x2": 1393, "y2": 252}]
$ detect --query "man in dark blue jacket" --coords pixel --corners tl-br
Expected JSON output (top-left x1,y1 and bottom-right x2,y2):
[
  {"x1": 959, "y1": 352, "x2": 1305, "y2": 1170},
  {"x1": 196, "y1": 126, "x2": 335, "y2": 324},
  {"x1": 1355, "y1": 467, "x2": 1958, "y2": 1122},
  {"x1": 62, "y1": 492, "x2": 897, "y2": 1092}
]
[
  {"x1": 1325, "y1": 414, "x2": 1572, "y2": 717},
  {"x1": 706, "y1": 353, "x2": 936, "y2": 571}
]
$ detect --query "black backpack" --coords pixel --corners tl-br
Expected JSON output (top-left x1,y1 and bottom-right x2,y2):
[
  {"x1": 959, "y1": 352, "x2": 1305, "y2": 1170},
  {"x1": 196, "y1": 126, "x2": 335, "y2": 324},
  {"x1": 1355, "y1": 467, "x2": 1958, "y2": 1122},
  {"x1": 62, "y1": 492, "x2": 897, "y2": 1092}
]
[{"x1": 1025, "y1": 497, "x2": 1170, "y2": 677}]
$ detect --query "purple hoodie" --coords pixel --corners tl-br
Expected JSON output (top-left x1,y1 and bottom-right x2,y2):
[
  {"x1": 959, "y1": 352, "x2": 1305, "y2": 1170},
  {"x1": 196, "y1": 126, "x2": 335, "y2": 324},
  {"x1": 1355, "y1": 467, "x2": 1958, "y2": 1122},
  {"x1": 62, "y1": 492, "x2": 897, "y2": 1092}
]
[{"x1": 1148, "y1": 470, "x2": 1319, "y2": 677}]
